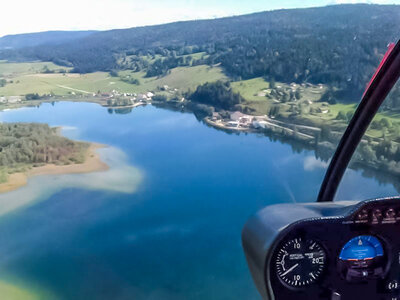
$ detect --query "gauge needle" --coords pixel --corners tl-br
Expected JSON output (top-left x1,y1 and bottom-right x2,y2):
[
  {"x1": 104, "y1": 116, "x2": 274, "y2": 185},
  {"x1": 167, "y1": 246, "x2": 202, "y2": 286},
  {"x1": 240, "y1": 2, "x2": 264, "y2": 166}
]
[{"x1": 281, "y1": 263, "x2": 299, "y2": 276}]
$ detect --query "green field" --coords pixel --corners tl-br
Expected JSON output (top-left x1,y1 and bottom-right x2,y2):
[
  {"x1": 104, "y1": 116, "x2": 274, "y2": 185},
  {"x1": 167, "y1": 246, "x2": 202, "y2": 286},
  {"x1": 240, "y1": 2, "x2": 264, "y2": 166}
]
[
  {"x1": 231, "y1": 77, "x2": 329, "y2": 116},
  {"x1": 118, "y1": 65, "x2": 226, "y2": 93},
  {"x1": 0, "y1": 61, "x2": 70, "y2": 77},
  {"x1": 231, "y1": 77, "x2": 271, "y2": 102},
  {"x1": 0, "y1": 62, "x2": 226, "y2": 97}
]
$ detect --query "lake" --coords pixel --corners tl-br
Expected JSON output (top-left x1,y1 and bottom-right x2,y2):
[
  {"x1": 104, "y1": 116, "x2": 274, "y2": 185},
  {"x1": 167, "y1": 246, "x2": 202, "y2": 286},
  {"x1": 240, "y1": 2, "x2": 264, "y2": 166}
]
[{"x1": 0, "y1": 102, "x2": 396, "y2": 299}]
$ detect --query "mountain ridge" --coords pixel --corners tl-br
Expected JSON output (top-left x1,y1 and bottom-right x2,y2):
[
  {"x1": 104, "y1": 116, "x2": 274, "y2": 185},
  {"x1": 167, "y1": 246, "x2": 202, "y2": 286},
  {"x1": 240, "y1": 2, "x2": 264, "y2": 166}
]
[{"x1": 1, "y1": 4, "x2": 399, "y2": 97}]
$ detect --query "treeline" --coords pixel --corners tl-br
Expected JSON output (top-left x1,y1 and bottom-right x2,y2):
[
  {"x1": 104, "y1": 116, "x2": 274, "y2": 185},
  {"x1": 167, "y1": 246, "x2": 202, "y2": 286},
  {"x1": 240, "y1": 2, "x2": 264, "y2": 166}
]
[
  {"x1": 106, "y1": 98, "x2": 133, "y2": 107},
  {"x1": 25, "y1": 93, "x2": 44, "y2": 100},
  {"x1": 188, "y1": 81, "x2": 244, "y2": 110},
  {"x1": 1, "y1": 5, "x2": 399, "y2": 98},
  {"x1": 383, "y1": 82, "x2": 400, "y2": 111},
  {"x1": 145, "y1": 55, "x2": 195, "y2": 77},
  {"x1": 0, "y1": 123, "x2": 88, "y2": 179}
]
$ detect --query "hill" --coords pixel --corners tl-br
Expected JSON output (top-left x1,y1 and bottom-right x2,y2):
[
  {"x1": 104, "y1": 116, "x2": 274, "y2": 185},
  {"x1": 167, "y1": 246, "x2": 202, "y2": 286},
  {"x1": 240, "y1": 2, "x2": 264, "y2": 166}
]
[
  {"x1": 0, "y1": 31, "x2": 97, "y2": 50},
  {"x1": 1, "y1": 4, "x2": 400, "y2": 98}
]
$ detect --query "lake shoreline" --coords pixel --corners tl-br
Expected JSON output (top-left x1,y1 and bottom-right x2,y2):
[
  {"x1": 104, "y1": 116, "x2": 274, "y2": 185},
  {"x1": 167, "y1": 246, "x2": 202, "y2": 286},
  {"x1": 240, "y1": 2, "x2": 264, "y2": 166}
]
[{"x1": 0, "y1": 143, "x2": 109, "y2": 194}]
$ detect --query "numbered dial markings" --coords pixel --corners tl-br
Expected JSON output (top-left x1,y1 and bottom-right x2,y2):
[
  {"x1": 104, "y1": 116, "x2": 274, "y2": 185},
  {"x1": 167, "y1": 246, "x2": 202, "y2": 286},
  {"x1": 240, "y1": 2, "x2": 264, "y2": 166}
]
[{"x1": 275, "y1": 238, "x2": 326, "y2": 287}]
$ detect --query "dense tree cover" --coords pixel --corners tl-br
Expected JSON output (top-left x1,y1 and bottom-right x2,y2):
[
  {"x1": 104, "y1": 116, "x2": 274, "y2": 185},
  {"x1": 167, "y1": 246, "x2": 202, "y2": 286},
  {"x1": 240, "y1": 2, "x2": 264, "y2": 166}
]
[
  {"x1": 383, "y1": 82, "x2": 400, "y2": 111},
  {"x1": 1, "y1": 4, "x2": 399, "y2": 98},
  {"x1": 106, "y1": 98, "x2": 133, "y2": 107},
  {"x1": 152, "y1": 95, "x2": 168, "y2": 102},
  {"x1": 189, "y1": 81, "x2": 244, "y2": 109},
  {"x1": 0, "y1": 123, "x2": 88, "y2": 178},
  {"x1": 119, "y1": 75, "x2": 140, "y2": 85},
  {"x1": 0, "y1": 31, "x2": 97, "y2": 50},
  {"x1": 267, "y1": 86, "x2": 301, "y2": 103},
  {"x1": 25, "y1": 93, "x2": 42, "y2": 100},
  {"x1": 145, "y1": 56, "x2": 191, "y2": 77}
]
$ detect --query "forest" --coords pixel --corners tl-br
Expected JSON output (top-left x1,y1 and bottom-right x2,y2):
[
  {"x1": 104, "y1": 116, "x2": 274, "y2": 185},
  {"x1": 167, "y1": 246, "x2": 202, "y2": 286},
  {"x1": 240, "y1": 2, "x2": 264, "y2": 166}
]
[
  {"x1": 0, "y1": 123, "x2": 89, "y2": 183},
  {"x1": 1, "y1": 4, "x2": 400, "y2": 99},
  {"x1": 189, "y1": 81, "x2": 244, "y2": 110}
]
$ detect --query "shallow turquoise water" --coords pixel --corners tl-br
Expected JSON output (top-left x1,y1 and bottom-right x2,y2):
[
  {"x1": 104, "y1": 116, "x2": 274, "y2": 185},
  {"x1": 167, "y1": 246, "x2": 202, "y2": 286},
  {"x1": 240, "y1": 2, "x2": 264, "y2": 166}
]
[{"x1": 0, "y1": 102, "x2": 396, "y2": 299}]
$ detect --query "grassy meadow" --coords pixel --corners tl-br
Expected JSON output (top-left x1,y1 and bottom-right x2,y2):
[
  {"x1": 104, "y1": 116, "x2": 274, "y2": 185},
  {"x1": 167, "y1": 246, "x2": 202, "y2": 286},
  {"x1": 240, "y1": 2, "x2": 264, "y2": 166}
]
[{"x1": 0, "y1": 62, "x2": 226, "y2": 97}]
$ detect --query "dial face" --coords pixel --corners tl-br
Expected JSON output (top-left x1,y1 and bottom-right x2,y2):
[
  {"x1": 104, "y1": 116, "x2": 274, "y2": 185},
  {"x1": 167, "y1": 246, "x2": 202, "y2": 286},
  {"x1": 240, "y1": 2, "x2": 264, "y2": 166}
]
[
  {"x1": 339, "y1": 235, "x2": 384, "y2": 261},
  {"x1": 275, "y1": 238, "x2": 326, "y2": 287}
]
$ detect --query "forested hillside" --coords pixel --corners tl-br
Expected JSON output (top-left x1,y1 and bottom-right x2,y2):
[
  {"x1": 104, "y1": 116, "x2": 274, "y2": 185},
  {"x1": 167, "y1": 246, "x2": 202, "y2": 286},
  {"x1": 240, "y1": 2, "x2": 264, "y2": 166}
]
[
  {"x1": 1, "y1": 4, "x2": 400, "y2": 98},
  {"x1": 0, "y1": 31, "x2": 96, "y2": 50}
]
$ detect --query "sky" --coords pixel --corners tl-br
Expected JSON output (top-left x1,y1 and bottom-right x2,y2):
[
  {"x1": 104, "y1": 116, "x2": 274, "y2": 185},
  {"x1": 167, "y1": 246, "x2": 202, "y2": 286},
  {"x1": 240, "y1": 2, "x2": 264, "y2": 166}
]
[{"x1": 0, "y1": 0, "x2": 399, "y2": 37}]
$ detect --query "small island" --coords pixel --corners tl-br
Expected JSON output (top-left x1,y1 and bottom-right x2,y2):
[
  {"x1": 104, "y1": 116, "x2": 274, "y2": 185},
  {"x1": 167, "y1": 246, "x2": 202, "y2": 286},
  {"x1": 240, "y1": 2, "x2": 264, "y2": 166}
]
[{"x1": 0, "y1": 123, "x2": 108, "y2": 193}]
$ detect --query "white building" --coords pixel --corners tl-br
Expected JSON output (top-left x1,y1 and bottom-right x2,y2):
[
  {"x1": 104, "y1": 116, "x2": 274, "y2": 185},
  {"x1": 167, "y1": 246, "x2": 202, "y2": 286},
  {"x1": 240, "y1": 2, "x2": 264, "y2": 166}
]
[
  {"x1": 252, "y1": 120, "x2": 269, "y2": 129},
  {"x1": 227, "y1": 121, "x2": 239, "y2": 128}
]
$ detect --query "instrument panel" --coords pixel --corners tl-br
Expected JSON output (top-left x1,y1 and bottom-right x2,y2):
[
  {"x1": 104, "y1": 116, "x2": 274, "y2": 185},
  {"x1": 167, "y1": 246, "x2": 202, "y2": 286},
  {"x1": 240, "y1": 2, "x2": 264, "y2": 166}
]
[
  {"x1": 241, "y1": 197, "x2": 400, "y2": 300},
  {"x1": 268, "y1": 198, "x2": 400, "y2": 300}
]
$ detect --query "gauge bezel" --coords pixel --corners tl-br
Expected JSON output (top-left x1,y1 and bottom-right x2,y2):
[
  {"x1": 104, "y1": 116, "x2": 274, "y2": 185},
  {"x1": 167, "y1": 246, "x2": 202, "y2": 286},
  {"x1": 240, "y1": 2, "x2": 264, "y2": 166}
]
[
  {"x1": 336, "y1": 233, "x2": 391, "y2": 282},
  {"x1": 273, "y1": 236, "x2": 327, "y2": 289}
]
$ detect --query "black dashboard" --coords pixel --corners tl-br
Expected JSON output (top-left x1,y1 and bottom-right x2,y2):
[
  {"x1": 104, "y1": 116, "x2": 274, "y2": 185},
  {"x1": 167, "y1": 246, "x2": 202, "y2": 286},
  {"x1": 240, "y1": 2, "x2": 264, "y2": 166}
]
[
  {"x1": 242, "y1": 40, "x2": 400, "y2": 300},
  {"x1": 242, "y1": 197, "x2": 400, "y2": 300}
]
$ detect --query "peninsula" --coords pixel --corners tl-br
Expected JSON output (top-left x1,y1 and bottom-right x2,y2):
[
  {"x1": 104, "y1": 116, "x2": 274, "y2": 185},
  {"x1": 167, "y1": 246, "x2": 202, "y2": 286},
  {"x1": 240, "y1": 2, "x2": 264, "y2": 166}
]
[{"x1": 0, "y1": 123, "x2": 108, "y2": 193}]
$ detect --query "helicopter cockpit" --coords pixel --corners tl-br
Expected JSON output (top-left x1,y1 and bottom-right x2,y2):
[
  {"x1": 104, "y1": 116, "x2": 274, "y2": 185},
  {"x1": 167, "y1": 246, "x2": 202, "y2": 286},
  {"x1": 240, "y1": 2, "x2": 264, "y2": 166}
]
[{"x1": 242, "y1": 40, "x2": 400, "y2": 300}]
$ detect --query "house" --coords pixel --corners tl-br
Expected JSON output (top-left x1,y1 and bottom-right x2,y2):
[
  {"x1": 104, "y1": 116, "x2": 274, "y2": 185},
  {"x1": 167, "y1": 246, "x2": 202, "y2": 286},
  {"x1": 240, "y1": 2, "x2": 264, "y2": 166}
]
[
  {"x1": 137, "y1": 94, "x2": 146, "y2": 100},
  {"x1": 227, "y1": 121, "x2": 239, "y2": 128},
  {"x1": 146, "y1": 92, "x2": 154, "y2": 98},
  {"x1": 0, "y1": 97, "x2": 6, "y2": 103},
  {"x1": 8, "y1": 96, "x2": 21, "y2": 103},
  {"x1": 239, "y1": 115, "x2": 254, "y2": 125},
  {"x1": 252, "y1": 120, "x2": 269, "y2": 129},
  {"x1": 230, "y1": 111, "x2": 245, "y2": 121},
  {"x1": 317, "y1": 107, "x2": 329, "y2": 114},
  {"x1": 211, "y1": 112, "x2": 221, "y2": 121}
]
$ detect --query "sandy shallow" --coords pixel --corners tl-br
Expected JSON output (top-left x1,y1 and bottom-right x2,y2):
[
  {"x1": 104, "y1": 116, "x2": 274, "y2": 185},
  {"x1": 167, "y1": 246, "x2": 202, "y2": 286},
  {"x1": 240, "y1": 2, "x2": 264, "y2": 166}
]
[
  {"x1": 0, "y1": 146, "x2": 142, "y2": 217},
  {"x1": 0, "y1": 144, "x2": 109, "y2": 194}
]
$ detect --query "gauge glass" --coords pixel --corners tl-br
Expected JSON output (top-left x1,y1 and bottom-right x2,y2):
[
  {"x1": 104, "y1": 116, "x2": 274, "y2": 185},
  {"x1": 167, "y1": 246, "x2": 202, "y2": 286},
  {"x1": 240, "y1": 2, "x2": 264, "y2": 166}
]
[{"x1": 275, "y1": 238, "x2": 326, "y2": 287}]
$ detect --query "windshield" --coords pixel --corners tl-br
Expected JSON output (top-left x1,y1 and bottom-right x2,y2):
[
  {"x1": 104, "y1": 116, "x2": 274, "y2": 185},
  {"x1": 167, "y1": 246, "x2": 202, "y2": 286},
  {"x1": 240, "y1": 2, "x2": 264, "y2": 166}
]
[{"x1": 0, "y1": 1, "x2": 399, "y2": 299}]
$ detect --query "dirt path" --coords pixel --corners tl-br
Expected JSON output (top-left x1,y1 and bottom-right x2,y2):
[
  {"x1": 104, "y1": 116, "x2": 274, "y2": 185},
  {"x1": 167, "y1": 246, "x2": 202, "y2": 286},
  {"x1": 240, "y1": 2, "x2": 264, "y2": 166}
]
[{"x1": 55, "y1": 84, "x2": 92, "y2": 94}]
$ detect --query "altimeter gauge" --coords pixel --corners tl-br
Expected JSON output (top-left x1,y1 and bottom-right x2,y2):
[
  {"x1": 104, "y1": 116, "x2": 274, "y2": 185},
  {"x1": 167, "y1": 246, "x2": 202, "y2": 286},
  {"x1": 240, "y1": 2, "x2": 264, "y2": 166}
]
[{"x1": 275, "y1": 238, "x2": 326, "y2": 287}]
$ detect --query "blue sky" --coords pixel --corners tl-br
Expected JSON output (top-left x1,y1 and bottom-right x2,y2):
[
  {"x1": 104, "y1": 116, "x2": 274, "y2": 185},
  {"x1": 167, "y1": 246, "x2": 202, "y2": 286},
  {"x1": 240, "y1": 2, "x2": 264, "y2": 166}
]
[{"x1": 1, "y1": 0, "x2": 399, "y2": 37}]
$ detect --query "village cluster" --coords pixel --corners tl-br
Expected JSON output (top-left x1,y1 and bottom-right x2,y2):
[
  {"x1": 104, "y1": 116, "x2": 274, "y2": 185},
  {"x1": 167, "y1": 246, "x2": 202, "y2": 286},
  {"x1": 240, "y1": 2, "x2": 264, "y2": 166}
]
[
  {"x1": 208, "y1": 111, "x2": 273, "y2": 130},
  {"x1": 102, "y1": 89, "x2": 156, "y2": 107},
  {"x1": 0, "y1": 96, "x2": 22, "y2": 104}
]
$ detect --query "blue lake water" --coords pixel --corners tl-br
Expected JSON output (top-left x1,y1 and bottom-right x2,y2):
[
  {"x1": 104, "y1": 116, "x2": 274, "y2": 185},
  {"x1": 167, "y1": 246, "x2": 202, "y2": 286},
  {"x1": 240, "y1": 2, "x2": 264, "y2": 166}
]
[{"x1": 0, "y1": 102, "x2": 396, "y2": 299}]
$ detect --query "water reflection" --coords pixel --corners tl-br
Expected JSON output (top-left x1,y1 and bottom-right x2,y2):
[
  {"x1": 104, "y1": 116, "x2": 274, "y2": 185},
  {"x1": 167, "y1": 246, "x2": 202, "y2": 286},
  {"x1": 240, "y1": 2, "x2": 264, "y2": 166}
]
[{"x1": 0, "y1": 102, "x2": 397, "y2": 299}]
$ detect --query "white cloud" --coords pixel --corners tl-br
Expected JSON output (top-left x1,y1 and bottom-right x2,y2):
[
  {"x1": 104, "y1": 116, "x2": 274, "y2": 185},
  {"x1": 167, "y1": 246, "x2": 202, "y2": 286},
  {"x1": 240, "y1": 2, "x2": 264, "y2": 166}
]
[{"x1": 303, "y1": 156, "x2": 329, "y2": 171}]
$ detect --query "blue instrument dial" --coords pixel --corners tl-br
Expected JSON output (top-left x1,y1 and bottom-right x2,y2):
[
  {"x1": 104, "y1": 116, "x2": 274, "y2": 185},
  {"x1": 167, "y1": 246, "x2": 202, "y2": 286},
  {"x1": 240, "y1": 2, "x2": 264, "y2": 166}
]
[{"x1": 339, "y1": 235, "x2": 384, "y2": 261}]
